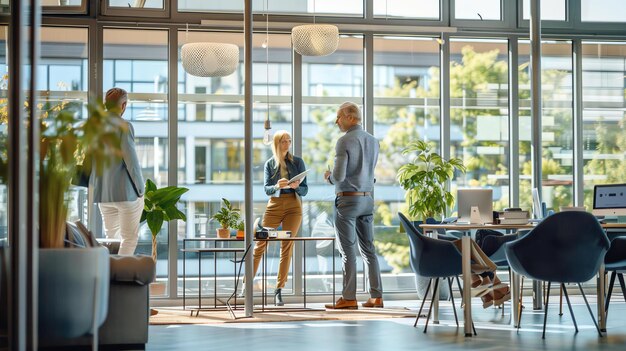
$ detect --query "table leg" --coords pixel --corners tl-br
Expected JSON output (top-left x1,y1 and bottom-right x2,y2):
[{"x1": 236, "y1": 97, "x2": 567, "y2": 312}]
[
  {"x1": 303, "y1": 240, "x2": 307, "y2": 309},
  {"x1": 462, "y1": 236, "x2": 473, "y2": 337},
  {"x1": 214, "y1": 251, "x2": 217, "y2": 308},
  {"x1": 198, "y1": 251, "x2": 202, "y2": 310},
  {"x1": 183, "y1": 245, "x2": 186, "y2": 310},
  {"x1": 598, "y1": 264, "x2": 606, "y2": 332},
  {"x1": 262, "y1": 244, "x2": 267, "y2": 311},
  {"x1": 233, "y1": 252, "x2": 238, "y2": 309},
  {"x1": 511, "y1": 270, "x2": 520, "y2": 327},
  {"x1": 332, "y1": 240, "x2": 336, "y2": 307}
]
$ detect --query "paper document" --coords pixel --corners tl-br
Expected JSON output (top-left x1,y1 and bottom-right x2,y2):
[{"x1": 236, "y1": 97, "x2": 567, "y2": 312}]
[{"x1": 287, "y1": 169, "x2": 310, "y2": 184}]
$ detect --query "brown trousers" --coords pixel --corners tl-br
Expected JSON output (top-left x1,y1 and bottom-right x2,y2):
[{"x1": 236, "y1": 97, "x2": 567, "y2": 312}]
[{"x1": 252, "y1": 193, "x2": 302, "y2": 289}]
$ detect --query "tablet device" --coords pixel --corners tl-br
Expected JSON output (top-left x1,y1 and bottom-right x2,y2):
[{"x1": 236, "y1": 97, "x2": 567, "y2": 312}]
[{"x1": 288, "y1": 169, "x2": 310, "y2": 184}]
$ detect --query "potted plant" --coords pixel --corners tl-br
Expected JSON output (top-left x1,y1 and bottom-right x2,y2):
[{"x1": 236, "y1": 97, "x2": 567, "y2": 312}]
[
  {"x1": 236, "y1": 220, "x2": 245, "y2": 239},
  {"x1": 397, "y1": 140, "x2": 466, "y2": 223},
  {"x1": 397, "y1": 140, "x2": 465, "y2": 300},
  {"x1": 211, "y1": 198, "x2": 240, "y2": 238},
  {"x1": 140, "y1": 178, "x2": 189, "y2": 263}
]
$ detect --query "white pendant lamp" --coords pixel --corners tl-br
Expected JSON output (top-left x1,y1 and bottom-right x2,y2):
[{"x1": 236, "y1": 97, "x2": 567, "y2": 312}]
[
  {"x1": 181, "y1": 42, "x2": 239, "y2": 77},
  {"x1": 291, "y1": 0, "x2": 339, "y2": 57},
  {"x1": 291, "y1": 24, "x2": 339, "y2": 57}
]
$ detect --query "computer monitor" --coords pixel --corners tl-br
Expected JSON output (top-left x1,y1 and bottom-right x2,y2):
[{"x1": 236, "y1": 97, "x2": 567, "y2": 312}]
[
  {"x1": 592, "y1": 183, "x2": 626, "y2": 216},
  {"x1": 457, "y1": 188, "x2": 493, "y2": 224}
]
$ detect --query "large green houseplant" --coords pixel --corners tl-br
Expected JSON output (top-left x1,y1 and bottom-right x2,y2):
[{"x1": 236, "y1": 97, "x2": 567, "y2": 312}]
[
  {"x1": 140, "y1": 178, "x2": 189, "y2": 262},
  {"x1": 397, "y1": 140, "x2": 466, "y2": 222}
]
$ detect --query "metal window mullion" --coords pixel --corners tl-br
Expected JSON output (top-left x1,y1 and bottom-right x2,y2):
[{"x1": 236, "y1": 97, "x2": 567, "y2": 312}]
[
  {"x1": 167, "y1": 27, "x2": 179, "y2": 299},
  {"x1": 572, "y1": 39, "x2": 584, "y2": 206},
  {"x1": 509, "y1": 36, "x2": 519, "y2": 207},
  {"x1": 292, "y1": 49, "x2": 303, "y2": 297},
  {"x1": 365, "y1": 0, "x2": 373, "y2": 20},
  {"x1": 364, "y1": 33, "x2": 373, "y2": 134},
  {"x1": 440, "y1": 33, "x2": 450, "y2": 161},
  {"x1": 243, "y1": 0, "x2": 254, "y2": 318}
]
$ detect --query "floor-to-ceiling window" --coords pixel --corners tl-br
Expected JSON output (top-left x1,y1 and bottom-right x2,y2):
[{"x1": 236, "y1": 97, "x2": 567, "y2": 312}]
[
  {"x1": 519, "y1": 40, "x2": 573, "y2": 211},
  {"x1": 103, "y1": 27, "x2": 170, "y2": 294},
  {"x1": 372, "y1": 35, "x2": 440, "y2": 289},
  {"x1": 581, "y1": 41, "x2": 626, "y2": 209},
  {"x1": 450, "y1": 38, "x2": 510, "y2": 211},
  {"x1": 301, "y1": 35, "x2": 364, "y2": 293}
]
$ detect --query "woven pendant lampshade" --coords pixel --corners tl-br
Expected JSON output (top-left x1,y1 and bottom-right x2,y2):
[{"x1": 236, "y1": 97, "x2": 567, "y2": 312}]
[
  {"x1": 181, "y1": 42, "x2": 239, "y2": 77},
  {"x1": 291, "y1": 24, "x2": 339, "y2": 56}
]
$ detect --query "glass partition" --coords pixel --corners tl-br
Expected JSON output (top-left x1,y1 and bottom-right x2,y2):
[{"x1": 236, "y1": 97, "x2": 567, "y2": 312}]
[
  {"x1": 581, "y1": 41, "x2": 626, "y2": 209},
  {"x1": 581, "y1": 0, "x2": 626, "y2": 22},
  {"x1": 455, "y1": 0, "x2": 501, "y2": 20},
  {"x1": 373, "y1": 0, "x2": 439, "y2": 19},
  {"x1": 450, "y1": 38, "x2": 509, "y2": 211},
  {"x1": 522, "y1": 0, "x2": 566, "y2": 21},
  {"x1": 103, "y1": 27, "x2": 170, "y2": 294},
  {"x1": 519, "y1": 40, "x2": 574, "y2": 211},
  {"x1": 372, "y1": 35, "x2": 440, "y2": 290},
  {"x1": 179, "y1": 0, "x2": 363, "y2": 16},
  {"x1": 301, "y1": 35, "x2": 363, "y2": 294}
]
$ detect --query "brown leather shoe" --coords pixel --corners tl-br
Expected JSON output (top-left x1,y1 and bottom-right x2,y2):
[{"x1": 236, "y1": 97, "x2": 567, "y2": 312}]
[
  {"x1": 325, "y1": 297, "x2": 358, "y2": 310},
  {"x1": 361, "y1": 297, "x2": 384, "y2": 308}
]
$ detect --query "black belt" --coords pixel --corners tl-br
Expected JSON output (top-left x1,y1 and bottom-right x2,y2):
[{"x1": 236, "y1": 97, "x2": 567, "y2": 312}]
[{"x1": 336, "y1": 192, "x2": 371, "y2": 197}]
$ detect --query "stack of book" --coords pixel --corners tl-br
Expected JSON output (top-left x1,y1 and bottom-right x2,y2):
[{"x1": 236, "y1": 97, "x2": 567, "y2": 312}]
[{"x1": 495, "y1": 208, "x2": 530, "y2": 225}]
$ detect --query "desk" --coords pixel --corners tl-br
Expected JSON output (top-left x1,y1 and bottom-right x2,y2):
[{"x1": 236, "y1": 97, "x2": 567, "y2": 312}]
[
  {"x1": 419, "y1": 223, "x2": 534, "y2": 336},
  {"x1": 256, "y1": 237, "x2": 336, "y2": 311},
  {"x1": 421, "y1": 222, "x2": 626, "y2": 335},
  {"x1": 182, "y1": 236, "x2": 336, "y2": 311},
  {"x1": 181, "y1": 238, "x2": 245, "y2": 316}
]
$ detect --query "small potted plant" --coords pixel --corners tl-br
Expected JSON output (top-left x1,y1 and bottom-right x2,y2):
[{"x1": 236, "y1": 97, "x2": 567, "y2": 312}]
[
  {"x1": 235, "y1": 220, "x2": 245, "y2": 239},
  {"x1": 211, "y1": 198, "x2": 240, "y2": 238}
]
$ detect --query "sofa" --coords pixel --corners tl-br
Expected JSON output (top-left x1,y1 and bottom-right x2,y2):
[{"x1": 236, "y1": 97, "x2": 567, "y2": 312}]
[{"x1": 40, "y1": 222, "x2": 156, "y2": 350}]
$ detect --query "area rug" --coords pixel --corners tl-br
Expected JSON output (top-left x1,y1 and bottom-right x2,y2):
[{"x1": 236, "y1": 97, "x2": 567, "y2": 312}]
[{"x1": 150, "y1": 306, "x2": 415, "y2": 325}]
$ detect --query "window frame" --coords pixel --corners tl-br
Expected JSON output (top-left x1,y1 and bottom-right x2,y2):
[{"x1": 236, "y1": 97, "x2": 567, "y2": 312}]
[{"x1": 101, "y1": 0, "x2": 169, "y2": 18}]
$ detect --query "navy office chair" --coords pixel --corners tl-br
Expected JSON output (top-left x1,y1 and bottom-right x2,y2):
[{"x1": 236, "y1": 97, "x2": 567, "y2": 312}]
[
  {"x1": 603, "y1": 237, "x2": 626, "y2": 320},
  {"x1": 399, "y1": 212, "x2": 476, "y2": 334},
  {"x1": 505, "y1": 211, "x2": 610, "y2": 338}
]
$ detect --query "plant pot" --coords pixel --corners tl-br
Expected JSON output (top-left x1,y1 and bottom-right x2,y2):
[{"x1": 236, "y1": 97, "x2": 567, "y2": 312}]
[
  {"x1": 38, "y1": 247, "x2": 110, "y2": 339},
  {"x1": 236, "y1": 230, "x2": 244, "y2": 239},
  {"x1": 216, "y1": 228, "x2": 230, "y2": 238}
]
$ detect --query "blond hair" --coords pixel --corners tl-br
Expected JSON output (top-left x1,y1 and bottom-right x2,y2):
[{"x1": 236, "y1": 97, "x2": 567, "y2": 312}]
[{"x1": 271, "y1": 130, "x2": 293, "y2": 178}]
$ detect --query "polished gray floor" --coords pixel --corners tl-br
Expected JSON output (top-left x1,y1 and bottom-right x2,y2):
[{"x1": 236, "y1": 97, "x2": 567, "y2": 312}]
[{"x1": 148, "y1": 298, "x2": 626, "y2": 351}]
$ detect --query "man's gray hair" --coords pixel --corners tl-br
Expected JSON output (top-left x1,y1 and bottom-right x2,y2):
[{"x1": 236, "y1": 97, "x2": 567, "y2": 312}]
[{"x1": 338, "y1": 101, "x2": 362, "y2": 122}]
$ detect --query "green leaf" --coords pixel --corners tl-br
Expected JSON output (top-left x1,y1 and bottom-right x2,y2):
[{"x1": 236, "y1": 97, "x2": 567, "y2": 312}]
[{"x1": 146, "y1": 211, "x2": 164, "y2": 237}]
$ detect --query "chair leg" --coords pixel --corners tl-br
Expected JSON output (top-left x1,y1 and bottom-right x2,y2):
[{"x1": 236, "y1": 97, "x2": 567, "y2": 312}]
[
  {"x1": 517, "y1": 276, "x2": 525, "y2": 331},
  {"x1": 559, "y1": 284, "x2": 563, "y2": 316},
  {"x1": 605, "y1": 271, "x2": 616, "y2": 317},
  {"x1": 424, "y1": 278, "x2": 440, "y2": 333},
  {"x1": 561, "y1": 283, "x2": 578, "y2": 332},
  {"x1": 577, "y1": 283, "x2": 603, "y2": 337},
  {"x1": 617, "y1": 273, "x2": 626, "y2": 304},
  {"x1": 415, "y1": 279, "x2": 432, "y2": 327},
  {"x1": 448, "y1": 277, "x2": 459, "y2": 327},
  {"x1": 542, "y1": 281, "x2": 551, "y2": 339}
]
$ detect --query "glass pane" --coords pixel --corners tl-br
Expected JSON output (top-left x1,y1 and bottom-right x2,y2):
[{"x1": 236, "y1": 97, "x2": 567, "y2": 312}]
[
  {"x1": 373, "y1": 36, "x2": 440, "y2": 290},
  {"x1": 42, "y1": 0, "x2": 82, "y2": 5},
  {"x1": 103, "y1": 28, "x2": 170, "y2": 295},
  {"x1": 373, "y1": 0, "x2": 439, "y2": 19},
  {"x1": 176, "y1": 32, "x2": 294, "y2": 298},
  {"x1": 581, "y1": 41, "x2": 626, "y2": 209},
  {"x1": 582, "y1": 0, "x2": 626, "y2": 22},
  {"x1": 39, "y1": 27, "x2": 89, "y2": 225},
  {"x1": 519, "y1": 40, "x2": 574, "y2": 211},
  {"x1": 179, "y1": 0, "x2": 363, "y2": 16},
  {"x1": 455, "y1": 0, "x2": 501, "y2": 20},
  {"x1": 109, "y1": 0, "x2": 163, "y2": 9},
  {"x1": 450, "y1": 38, "x2": 509, "y2": 211},
  {"x1": 522, "y1": 0, "x2": 566, "y2": 21},
  {"x1": 0, "y1": 0, "x2": 8, "y2": 14},
  {"x1": 302, "y1": 35, "x2": 364, "y2": 293}
]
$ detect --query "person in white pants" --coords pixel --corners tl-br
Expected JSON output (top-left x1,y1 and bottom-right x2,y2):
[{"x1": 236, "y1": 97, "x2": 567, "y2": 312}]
[{"x1": 91, "y1": 88, "x2": 145, "y2": 256}]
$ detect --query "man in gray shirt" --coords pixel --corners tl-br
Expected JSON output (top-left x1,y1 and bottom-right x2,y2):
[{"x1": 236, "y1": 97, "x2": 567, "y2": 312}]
[{"x1": 324, "y1": 101, "x2": 383, "y2": 309}]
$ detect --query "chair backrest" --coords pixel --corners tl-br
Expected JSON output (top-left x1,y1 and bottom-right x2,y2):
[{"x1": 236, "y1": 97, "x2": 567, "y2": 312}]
[
  {"x1": 398, "y1": 212, "x2": 462, "y2": 278},
  {"x1": 505, "y1": 211, "x2": 610, "y2": 283}
]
